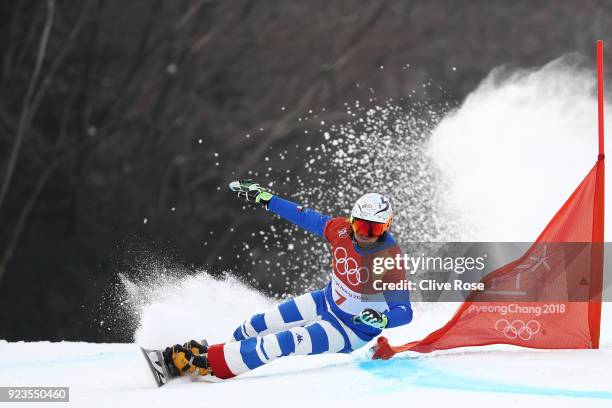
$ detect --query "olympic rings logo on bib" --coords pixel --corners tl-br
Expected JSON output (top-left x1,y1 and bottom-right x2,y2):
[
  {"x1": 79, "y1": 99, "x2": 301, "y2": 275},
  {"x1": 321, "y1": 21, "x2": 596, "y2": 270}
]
[
  {"x1": 495, "y1": 319, "x2": 540, "y2": 341},
  {"x1": 333, "y1": 247, "x2": 370, "y2": 286}
]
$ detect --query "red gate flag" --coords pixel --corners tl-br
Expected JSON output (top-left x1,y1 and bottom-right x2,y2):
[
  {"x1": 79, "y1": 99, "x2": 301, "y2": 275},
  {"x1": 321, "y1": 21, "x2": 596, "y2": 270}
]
[{"x1": 371, "y1": 41, "x2": 606, "y2": 359}]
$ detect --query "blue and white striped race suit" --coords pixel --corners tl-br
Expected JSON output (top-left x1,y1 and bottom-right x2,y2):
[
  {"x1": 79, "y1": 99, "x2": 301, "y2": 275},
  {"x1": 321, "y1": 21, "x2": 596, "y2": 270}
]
[{"x1": 206, "y1": 196, "x2": 412, "y2": 378}]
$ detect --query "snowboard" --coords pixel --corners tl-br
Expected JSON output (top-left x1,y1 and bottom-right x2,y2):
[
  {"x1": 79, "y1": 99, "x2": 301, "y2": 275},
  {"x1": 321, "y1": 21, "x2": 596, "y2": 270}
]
[
  {"x1": 141, "y1": 341, "x2": 220, "y2": 387},
  {"x1": 140, "y1": 347, "x2": 175, "y2": 387}
]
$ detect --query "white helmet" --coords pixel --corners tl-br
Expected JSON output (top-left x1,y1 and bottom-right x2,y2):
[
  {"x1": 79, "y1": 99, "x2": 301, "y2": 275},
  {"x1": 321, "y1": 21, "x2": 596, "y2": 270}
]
[{"x1": 350, "y1": 193, "x2": 393, "y2": 225}]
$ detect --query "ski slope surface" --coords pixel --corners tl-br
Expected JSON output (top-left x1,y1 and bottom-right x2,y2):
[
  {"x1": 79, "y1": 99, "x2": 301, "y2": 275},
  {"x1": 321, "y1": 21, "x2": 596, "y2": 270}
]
[
  {"x1": 1, "y1": 302, "x2": 611, "y2": 408},
  {"x1": 3, "y1": 56, "x2": 612, "y2": 407}
]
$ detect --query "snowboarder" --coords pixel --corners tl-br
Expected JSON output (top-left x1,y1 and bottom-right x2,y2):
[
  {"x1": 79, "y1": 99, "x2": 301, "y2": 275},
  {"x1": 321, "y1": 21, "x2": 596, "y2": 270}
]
[{"x1": 160, "y1": 179, "x2": 412, "y2": 381}]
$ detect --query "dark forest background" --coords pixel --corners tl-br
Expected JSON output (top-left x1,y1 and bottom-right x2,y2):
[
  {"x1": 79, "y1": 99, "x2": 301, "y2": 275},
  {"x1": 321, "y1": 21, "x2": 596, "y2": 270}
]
[{"x1": 1, "y1": 0, "x2": 612, "y2": 342}]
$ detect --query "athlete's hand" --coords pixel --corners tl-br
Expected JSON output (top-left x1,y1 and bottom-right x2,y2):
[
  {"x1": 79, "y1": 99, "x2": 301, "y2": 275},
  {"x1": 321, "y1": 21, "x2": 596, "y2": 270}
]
[
  {"x1": 228, "y1": 179, "x2": 274, "y2": 207},
  {"x1": 352, "y1": 308, "x2": 388, "y2": 329}
]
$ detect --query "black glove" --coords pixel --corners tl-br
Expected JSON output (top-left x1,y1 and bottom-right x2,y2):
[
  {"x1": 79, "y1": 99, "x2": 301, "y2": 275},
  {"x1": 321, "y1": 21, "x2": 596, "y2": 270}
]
[
  {"x1": 352, "y1": 308, "x2": 389, "y2": 329},
  {"x1": 228, "y1": 179, "x2": 274, "y2": 207}
]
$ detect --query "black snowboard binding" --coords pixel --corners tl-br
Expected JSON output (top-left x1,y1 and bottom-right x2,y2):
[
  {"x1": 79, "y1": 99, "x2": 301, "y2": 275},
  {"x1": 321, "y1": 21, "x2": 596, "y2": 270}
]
[{"x1": 141, "y1": 339, "x2": 209, "y2": 387}]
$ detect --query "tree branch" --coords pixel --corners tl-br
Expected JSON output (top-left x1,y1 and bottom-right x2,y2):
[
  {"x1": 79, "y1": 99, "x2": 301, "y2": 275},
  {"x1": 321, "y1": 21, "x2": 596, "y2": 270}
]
[
  {"x1": 0, "y1": 0, "x2": 55, "y2": 212},
  {"x1": 199, "y1": 2, "x2": 389, "y2": 267},
  {"x1": 0, "y1": 134, "x2": 96, "y2": 283}
]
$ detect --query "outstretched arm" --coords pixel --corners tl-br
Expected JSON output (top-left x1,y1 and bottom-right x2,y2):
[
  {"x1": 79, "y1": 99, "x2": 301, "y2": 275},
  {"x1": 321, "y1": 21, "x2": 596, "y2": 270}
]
[
  {"x1": 229, "y1": 179, "x2": 331, "y2": 238},
  {"x1": 267, "y1": 196, "x2": 331, "y2": 238}
]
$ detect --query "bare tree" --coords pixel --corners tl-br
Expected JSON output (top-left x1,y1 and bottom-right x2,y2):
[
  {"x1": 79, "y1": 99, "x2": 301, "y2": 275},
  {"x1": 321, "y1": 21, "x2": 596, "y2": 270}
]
[{"x1": 0, "y1": 0, "x2": 55, "y2": 213}]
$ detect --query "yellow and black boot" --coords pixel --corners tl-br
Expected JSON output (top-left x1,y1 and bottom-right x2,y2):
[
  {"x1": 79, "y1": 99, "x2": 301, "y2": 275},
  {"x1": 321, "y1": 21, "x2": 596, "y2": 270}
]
[
  {"x1": 162, "y1": 340, "x2": 210, "y2": 377},
  {"x1": 183, "y1": 339, "x2": 208, "y2": 356},
  {"x1": 182, "y1": 339, "x2": 210, "y2": 376}
]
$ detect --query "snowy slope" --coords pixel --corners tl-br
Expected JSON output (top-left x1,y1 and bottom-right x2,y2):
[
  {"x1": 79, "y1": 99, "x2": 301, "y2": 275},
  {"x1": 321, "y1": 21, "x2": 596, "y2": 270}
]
[
  {"x1": 1, "y1": 282, "x2": 610, "y2": 407},
  {"x1": 1, "y1": 302, "x2": 611, "y2": 408}
]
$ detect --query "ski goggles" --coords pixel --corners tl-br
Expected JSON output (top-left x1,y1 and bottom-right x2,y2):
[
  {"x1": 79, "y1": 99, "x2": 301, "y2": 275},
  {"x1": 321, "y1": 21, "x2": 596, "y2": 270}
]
[{"x1": 350, "y1": 217, "x2": 389, "y2": 238}]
